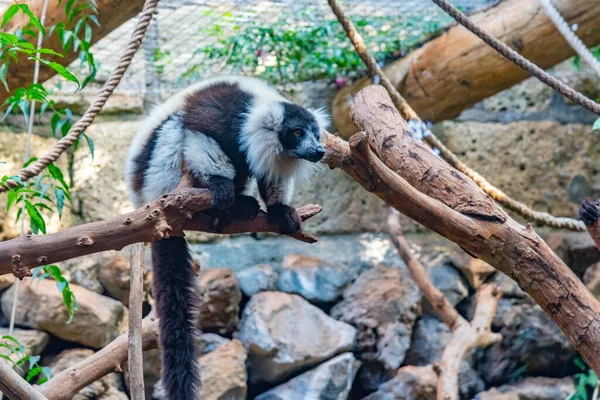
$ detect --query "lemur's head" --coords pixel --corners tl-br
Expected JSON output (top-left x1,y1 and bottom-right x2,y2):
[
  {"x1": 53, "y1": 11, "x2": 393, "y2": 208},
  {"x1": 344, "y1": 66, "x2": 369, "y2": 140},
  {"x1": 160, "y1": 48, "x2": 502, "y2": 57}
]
[{"x1": 278, "y1": 103, "x2": 327, "y2": 163}]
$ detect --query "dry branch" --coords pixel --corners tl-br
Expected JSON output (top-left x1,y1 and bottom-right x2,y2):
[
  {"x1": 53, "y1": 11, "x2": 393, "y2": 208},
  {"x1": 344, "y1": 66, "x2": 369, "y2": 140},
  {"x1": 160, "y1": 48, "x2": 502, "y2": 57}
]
[
  {"x1": 323, "y1": 85, "x2": 600, "y2": 376},
  {"x1": 332, "y1": 0, "x2": 600, "y2": 137},
  {"x1": 127, "y1": 243, "x2": 145, "y2": 400},
  {"x1": 38, "y1": 318, "x2": 159, "y2": 400},
  {"x1": 387, "y1": 211, "x2": 501, "y2": 400},
  {"x1": 0, "y1": 188, "x2": 321, "y2": 277},
  {"x1": 0, "y1": 360, "x2": 47, "y2": 400}
]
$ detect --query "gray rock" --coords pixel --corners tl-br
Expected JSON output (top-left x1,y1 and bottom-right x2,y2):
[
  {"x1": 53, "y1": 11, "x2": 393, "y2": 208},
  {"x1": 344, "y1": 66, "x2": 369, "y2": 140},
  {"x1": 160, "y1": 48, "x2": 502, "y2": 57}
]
[
  {"x1": 255, "y1": 353, "x2": 360, "y2": 400},
  {"x1": 240, "y1": 291, "x2": 356, "y2": 384},
  {"x1": 154, "y1": 339, "x2": 247, "y2": 400},
  {"x1": 99, "y1": 255, "x2": 131, "y2": 305},
  {"x1": 330, "y1": 265, "x2": 421, "y2": 391},
  {"x1": 44, "y1": 348, "x2": 128, "y2": 400},
  {"x1": 423, "y1": 264, "x2": 469, "y2": 315},
  {"x1": 479, "y1": 302, "x2": 577, "y2": 385},
  {"x1": 278, "y1": 254, "x2": 352, "y2": 302},
  {"x1": 197, "y1": 268, "x2": 242, "y2": 335},
  {"x1": 1, "y1": 279, "x2": 128, "y2": 348},
  {"x1": 474, "y1": 376, "x2": 576, "y2": 400},
  {"x1": 545, "y1": 231, "x2": 600, "y2": 275},
  {"x1": 362, "y1": 365, "x2": 437, "y2": 400},
  {"x1": 236, "y1": 264, "x2": 278, "y2": 297}
]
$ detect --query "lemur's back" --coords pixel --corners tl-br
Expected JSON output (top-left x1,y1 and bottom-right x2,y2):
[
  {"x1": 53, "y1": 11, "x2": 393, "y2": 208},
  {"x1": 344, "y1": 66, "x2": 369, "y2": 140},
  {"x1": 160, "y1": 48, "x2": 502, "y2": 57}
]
[{"x1": 125, "y1": 76, "x2": 286, "y2": 207}]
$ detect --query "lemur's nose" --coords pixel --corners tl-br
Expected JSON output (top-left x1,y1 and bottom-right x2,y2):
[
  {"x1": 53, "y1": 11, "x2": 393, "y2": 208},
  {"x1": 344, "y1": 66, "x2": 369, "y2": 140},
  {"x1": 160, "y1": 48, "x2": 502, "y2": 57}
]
[{"x1": 312, "y1": 148, "x2": 325, "y2": 162}]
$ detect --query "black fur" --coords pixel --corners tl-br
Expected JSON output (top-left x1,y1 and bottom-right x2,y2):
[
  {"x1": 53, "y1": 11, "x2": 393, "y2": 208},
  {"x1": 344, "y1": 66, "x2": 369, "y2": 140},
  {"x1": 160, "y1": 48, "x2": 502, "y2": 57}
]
[
  {"x1": 267, "y1": 203, "x2": 301, "y2": 234},
  {"x1": 579, "y1": 198, "x2": 600, "y2": 225},
  {"x1": 151, "y1": 238, "x2": 200, "y2": 400},
  {"x1": 206, "y1": 175, "x2": 236, "y2": 210},
  {"x1": 209, "y1": 195, "x2": 261, "y2": 232}
]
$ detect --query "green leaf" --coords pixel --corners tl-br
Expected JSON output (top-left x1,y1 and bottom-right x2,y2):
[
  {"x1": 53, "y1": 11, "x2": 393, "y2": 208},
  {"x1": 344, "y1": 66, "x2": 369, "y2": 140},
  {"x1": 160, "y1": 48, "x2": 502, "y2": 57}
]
[
  {"x1": 84, "y1": 133, "x2": 94, "y2": 161},
  {"x1": 65, "y1": 0, "x2": 78, "y2": 20},
  {"x1": 593, "y1": 118, "x2": 600, "y2": 132},
  {"x1": 26, "y1": 364, "x2": 42, "y2": 382},
  {"x1": 25, "y1": 199, "x2": 46, "y2": 234},
  {"x1": 6, "y1": 190, "x2": 17, "y2": 211},
  {"x1": 1, "y1": 5, "x2": 20, "y2": 29},
  {"x1": 23, "y1": 157, "x2": 38, "y2": 168},
  {"x1": 47, "y1": 163, "x2": 69, "y2": 193},
  {"x1": 0, "y1": 63, "x2": 8, "y2": 91},
  {"x1": 30, "y1": 57, "x2": 80, "y2": 90},
  {"x1": 55, "y1": 188, "x2": 65, "y2": 218},
  {"x1": 19, "y1": 4, "x2": 45, "y2": 37},
  {"x1": 1, "y1": 336, "x2": 21, "y2": 346}
]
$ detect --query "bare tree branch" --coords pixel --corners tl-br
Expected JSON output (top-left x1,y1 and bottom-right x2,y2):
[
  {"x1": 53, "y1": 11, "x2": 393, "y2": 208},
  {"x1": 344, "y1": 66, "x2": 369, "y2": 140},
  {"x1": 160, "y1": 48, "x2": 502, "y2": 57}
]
[
  {"x1": 323, "y1": 84, "x2": 600, "y2": 376},
  {"x1": 0, "y1": 188, "x2": 321, "y2": 278},
  {"x1": 127, "y1": 243, "x2": 145, "y2": 400},
  {"x1": 387, "y1": 211, "x2": 501, "y2": 400},
  {"x1": 38, "y1": 318, "x2": 159, "y2": 400},
  {"x1": 0, "y1": 361, "x2": 46, "y2": 400}
]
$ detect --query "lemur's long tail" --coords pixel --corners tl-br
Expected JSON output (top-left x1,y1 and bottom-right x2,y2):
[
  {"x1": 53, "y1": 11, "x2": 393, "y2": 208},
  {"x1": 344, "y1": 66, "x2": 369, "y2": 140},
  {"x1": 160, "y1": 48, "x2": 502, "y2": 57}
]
[{"x1": 151, "y1": 237, "x2": 200, "y2": 400}]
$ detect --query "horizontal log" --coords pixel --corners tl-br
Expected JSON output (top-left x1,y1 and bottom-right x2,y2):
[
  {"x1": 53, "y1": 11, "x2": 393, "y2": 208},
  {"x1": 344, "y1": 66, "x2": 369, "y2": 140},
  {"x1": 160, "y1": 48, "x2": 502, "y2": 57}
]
[{"x1": 332, "y1": 0, "x2": 600, "y2": 137}]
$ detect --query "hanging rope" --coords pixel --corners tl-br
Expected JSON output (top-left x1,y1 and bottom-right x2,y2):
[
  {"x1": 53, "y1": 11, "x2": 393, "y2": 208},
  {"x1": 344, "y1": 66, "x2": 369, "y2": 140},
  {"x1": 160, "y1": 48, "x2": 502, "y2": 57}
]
[
  {"x1": 429, "y1": 0, "x2": 600, "y2": 116},
  {"x1": 538, "y1": 0, "x2": 600, "y2": 78},
  {"x1": 0, "y1": 0, "x2": 159, "y2": 193},
  {"x1": 326, "y1": 0, "x2": 586, "y2": 231}
]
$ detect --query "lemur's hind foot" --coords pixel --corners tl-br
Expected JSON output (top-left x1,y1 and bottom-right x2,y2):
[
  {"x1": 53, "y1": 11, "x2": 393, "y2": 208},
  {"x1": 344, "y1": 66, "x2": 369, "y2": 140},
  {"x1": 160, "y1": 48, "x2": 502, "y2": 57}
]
[{"x1": 210, "y1": 195, "x2": 260, "y2": 232}]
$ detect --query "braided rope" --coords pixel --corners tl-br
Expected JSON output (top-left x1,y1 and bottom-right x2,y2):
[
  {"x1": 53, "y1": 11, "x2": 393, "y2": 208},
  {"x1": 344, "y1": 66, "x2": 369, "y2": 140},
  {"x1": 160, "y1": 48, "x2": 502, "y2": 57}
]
[
  {"x1": 430, "y1": 0, "x2": 600, "y2": 116},
  {"x1": 538, "y1": 0, "x2": 600, "y2": 78},
  {"x1": 0, "y1": 0, "x2": 159, "y2": 193},
  {"x1": 327, "y1": 0, "x2": 586, "y2": 231}
]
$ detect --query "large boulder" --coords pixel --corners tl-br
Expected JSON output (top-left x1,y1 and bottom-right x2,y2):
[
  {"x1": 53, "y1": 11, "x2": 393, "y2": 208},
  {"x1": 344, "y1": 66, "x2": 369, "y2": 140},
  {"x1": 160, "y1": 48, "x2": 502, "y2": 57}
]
[
  {"x1": 474, "y1": 377, "x2": 576, "y2": 400},
  {"x1": 1, "y1": 279, "x2": 128, "y2": 348},
  {"x1": 153, "y1": 338, "x2": 247, "y2": 400},
  {"x1": 44, "y1": 348, "x2": 128, "y2": 400},
  {"x1": 278, "y1": 254, "x2": 352, "y2": 302},
  {"x1": 236, "y1": 264, "x2": 278, "y2": 297},
  {"x1": 197, "y1": 268, "x2": 242, "y2": 335},
  {"x1": 330, "y1": 265, "x2": 421, "y2": 391},
  {"x1": 240, "y1": 291, "x2": 356, "y2": 384},
  {"x1": 255, "y1": 353, "x2": 360, "y2": 400},
  {"x1": 422, "y1": 264, "x2": 469, "y2": 316},
  {"x1": 99, "y1": 255, "x2": 132, "y2": 306}
]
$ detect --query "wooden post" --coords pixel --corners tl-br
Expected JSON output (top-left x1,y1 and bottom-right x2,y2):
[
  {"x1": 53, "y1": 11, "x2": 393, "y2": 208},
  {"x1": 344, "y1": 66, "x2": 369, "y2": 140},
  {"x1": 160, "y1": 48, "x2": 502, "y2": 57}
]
[{"x1": 128, "y1": 243, "x2": 145, "y2": 400}]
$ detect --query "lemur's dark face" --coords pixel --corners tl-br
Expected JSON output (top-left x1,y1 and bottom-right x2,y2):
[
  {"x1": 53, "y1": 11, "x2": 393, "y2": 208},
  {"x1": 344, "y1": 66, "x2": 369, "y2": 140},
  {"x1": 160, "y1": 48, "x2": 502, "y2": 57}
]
[{"x1": 279, "y1": 103, "x2": 325, "y2": 163}]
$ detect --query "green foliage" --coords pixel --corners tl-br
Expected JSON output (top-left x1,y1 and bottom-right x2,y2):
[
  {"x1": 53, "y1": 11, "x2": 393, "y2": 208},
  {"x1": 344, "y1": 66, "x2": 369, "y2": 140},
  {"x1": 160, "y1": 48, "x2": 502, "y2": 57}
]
[
  {"x1": 179, "y1": 9, "x2": 444, "y2": 85},
  {"x1": 566, "y1": 358, "x2": 599, "y2": 400},
  {"x1": 0, "y1": 335, "x2": 50, "y2": 384},
  {"x1": 32, "y1": 265, "x2": 79, "y2": 322}
]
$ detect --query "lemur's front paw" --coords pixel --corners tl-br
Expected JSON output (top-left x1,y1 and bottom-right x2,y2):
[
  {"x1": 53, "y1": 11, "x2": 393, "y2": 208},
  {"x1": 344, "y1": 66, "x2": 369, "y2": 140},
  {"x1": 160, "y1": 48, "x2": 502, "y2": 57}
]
[
  {"x1": 234, "y1": 195, "x2": 261, "y2": 220},
  {"x1": 267, "y1": 203, "x2": 301, "y2": 234},
  {"x1": 580, "y1": 198, "x2": 600, "y2": 226},
  {"x1": 209, "y1": 177, "x2": 235, "y2": 210}
]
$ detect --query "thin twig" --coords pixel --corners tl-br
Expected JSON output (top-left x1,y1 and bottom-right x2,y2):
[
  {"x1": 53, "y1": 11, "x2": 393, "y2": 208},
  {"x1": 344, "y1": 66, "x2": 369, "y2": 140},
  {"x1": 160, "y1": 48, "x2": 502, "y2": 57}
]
[{"x1": 128, "y1": 243, "x2": 145, "y2": 400}]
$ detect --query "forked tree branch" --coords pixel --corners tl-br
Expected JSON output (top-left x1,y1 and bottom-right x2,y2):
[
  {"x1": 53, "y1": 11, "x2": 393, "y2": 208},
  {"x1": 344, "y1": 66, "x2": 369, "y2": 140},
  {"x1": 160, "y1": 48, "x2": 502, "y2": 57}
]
[
  {"x1": 387, "y1": 211, "x2": 501, "y2": 400},
  {"x1": 323, "y1": 85, "x2": 600, "y2": 376},
  {"x1": 0, "y1": 188, "x2": 321, "y2": 278},
  {"x1": 38, "y1": 317, "x2": 159, "y2": 400}
]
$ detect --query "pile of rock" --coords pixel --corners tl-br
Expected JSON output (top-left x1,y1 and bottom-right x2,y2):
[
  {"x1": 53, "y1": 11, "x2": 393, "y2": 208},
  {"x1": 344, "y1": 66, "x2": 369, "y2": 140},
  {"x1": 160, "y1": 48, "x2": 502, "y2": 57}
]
[{"x1": 0, "y1": 230, "x2": 596, "y2": 400}]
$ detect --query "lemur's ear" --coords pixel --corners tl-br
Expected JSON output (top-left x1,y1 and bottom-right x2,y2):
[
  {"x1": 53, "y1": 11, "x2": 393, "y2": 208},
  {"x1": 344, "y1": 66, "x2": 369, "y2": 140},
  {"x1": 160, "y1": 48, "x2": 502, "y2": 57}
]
[{"x1": 308, "y1": 107, "x2": 330, "y2": 132}]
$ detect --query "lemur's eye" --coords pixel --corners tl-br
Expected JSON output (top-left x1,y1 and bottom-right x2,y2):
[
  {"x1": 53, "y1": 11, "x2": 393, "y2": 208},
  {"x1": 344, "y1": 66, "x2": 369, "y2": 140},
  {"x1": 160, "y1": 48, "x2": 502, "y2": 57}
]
[{"x1": 292, "y1": 129, "x2": 303, "y2": 138}]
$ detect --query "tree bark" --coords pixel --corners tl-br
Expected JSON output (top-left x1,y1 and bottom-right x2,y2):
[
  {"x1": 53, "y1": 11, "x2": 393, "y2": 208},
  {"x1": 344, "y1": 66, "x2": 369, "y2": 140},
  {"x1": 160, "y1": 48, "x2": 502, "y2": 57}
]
[
  {"x1": 332, "y1": 0, "x2": 600, "y2": 137},
  {"x1": 323, "y1": 85, "x2": 600, "y2": 376},
  {"x1": 0, "y1": 0, "x2": 146, "y2": 103},
  {"x1": 0, "y1": 187, "x2": 321, "y2": 278},
  {"x1": 0, "y1": 360, "x2": 46, "y2": 400},
  {"x1": 127, "y1": 243, "x2": 145, "y2": 400},
  {"x1": 38, "y1": 317, "x2": 159, "y2": 400}
]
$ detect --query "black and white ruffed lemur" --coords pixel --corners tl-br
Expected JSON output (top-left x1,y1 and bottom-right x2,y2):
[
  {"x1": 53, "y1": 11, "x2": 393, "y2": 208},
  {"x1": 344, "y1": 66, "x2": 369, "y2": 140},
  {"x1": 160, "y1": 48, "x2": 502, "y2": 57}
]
[{"x1": 124, "y1": 76, "x2": 328, "y2": 400}]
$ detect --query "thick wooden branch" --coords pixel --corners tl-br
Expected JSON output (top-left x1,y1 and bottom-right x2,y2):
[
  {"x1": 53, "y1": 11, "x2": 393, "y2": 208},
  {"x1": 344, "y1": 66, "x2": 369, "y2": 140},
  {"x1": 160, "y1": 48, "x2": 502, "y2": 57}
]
[
  {"x1": 38, "y1": 317, "x2": 159, "y2": 400},
  {"x1": 332, "y1": 0, "x2": 600, "y2": 137},
  {"x1": 0, "y1": 0, "x2": 145, "y2": 104},
  {"x1": 0, "y1": 188, "x2": 321, "y2": 278},
  {"x1": 387, "y1": 211, "x2": 501, "y2": 400},
  {"x1": 0, "y1": 360, "x2": 47, "y2": 400},
  {"x1": 323, "y1": 85, "x2": 600, "y2": 376}
]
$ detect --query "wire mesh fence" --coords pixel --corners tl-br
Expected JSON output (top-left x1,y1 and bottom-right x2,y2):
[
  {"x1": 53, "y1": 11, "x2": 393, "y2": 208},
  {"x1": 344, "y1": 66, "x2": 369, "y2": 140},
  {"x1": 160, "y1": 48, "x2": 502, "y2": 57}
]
[{"x1": 1, "y1": 0, "x2": 500, "y2": 97}]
